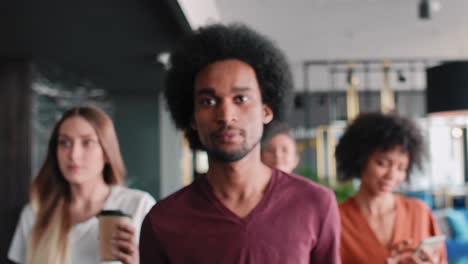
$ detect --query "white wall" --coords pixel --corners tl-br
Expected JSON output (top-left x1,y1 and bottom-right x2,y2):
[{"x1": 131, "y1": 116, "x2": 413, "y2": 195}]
[{"x1": 177, "y1": 0, "x2": 221, "y2": 29}]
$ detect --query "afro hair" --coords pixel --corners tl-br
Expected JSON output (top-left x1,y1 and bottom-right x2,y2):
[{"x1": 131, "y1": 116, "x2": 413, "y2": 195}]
[
  {"x1": 164, "y1": 23, "x2": 293, "y2": 150},
  {"x1": 335, "y1": 112, "x2": 425, "y2": 181}
]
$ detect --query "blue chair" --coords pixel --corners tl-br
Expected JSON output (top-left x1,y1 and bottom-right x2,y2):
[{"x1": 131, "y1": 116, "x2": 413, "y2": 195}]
[{"x1": 404, "y1": 191, "x2": 435, "y2": 209}]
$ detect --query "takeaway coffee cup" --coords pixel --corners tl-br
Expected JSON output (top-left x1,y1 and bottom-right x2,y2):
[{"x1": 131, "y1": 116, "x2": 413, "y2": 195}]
[{"x1": 97, "y1": 210, "x2": 132, "y2": 261}]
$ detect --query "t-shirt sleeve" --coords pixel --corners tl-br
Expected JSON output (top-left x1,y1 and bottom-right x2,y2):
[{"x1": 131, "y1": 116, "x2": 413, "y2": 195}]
[
  {"x1": 8, "y1": 205, "x2": 34, "y2": 263},
  {"x1": 310, "y1": 190, "x2": 341, "y2": 264},
  {"x1": 132, "y1": 192, "x2": 156, "y2": 243},
  {"x1": 139, "y1": 213, "x2": 169, "y2": 264},
  {"x1": 139, "y1": 193, "x2": 156, "y2": 216}
]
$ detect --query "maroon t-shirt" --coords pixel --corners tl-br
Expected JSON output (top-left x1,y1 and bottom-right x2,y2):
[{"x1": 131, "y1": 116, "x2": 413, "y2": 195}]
[{"x1": 140, "y1": 169, "x2": 340, "y2": 264}]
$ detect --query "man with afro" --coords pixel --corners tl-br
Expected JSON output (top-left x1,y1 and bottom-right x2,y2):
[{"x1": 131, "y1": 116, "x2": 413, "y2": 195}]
[{"x1": 140, "y1": 23, "x2": 340, "y2": 264}]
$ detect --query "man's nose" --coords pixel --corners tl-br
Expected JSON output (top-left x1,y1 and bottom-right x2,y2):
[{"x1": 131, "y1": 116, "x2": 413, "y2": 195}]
[{"x1": 216, "y1": 101, "x2": 238, "y2": 124}]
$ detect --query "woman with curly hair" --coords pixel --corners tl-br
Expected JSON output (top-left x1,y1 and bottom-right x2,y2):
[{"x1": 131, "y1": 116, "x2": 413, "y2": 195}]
[
  {"x1": 8, "y1": 106, "x2": 155, "y2": 264},
  {"x1": 336, "y1": 112, "x2": 446, "y2": 264}
]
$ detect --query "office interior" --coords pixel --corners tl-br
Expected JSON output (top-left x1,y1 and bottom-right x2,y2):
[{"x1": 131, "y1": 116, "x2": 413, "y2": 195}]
[{"x1": 2, "y1": 0, "x2": 468, "y2": 263}]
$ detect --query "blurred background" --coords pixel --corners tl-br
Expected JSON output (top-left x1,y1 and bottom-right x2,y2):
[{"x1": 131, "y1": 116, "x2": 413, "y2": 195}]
[{"x1": 3, "y1": 0, "x2": 468, "y2": 263}]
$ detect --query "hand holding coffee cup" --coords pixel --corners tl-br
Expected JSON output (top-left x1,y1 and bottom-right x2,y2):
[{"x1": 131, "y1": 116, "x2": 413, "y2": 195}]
[{"x1": 98, "y1": 210, "x2": 139, "y2": 264}]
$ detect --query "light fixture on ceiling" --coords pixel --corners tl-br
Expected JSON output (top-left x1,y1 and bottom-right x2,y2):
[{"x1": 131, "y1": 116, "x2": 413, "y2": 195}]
[
  {"x1": 397, "y1": 69, "x2": 406, "y2": 83},
  {"x1": 419, "y1": 0, "x2": 430, "y2": 19},
  {"x1": 419, "y1": 0, "x2": 442, "y2": 20}
]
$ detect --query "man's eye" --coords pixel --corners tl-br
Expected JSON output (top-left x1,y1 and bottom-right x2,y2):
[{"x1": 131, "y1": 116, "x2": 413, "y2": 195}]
[
  {"x1": 376, "y1": 160, "x2": 386, "y2": 166},
  {"x1": 200, "y1": 98, "x2": 216, "y2": 106},
  {"x1": 234, "y1": 95, "x2": 248, "y2": 103}
]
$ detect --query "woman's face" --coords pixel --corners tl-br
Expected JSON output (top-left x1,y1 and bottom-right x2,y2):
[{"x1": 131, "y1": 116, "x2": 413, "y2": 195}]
[
  {"x1": 360, "y1": 146, "x2": 409, "y2": 196},
  {"x1": 57, "y1": 116, "x2": 106, "y2": 185},
  {"x1": 261, "y1": 134, "x2": 299, "y2": 173}
]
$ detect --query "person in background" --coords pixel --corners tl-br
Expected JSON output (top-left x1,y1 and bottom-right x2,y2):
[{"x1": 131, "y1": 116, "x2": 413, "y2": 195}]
[
  {"x1": 139, "y1": 23, "x2": 340, "y2": 263},
  {"x1": 336, "y1": 112, "x2": 447, "y2": 264},
  {"x1": 261, "y1": 121, "x2": 299, "y2": 173},
  {"x1": 8, "y1": 106, "x2": 155, "y2": 264}
]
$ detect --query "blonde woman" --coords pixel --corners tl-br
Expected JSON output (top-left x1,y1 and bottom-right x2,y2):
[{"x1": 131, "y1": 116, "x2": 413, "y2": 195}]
[{"x1": 8, "y1": 106, "x2": 155, "y2": 264}]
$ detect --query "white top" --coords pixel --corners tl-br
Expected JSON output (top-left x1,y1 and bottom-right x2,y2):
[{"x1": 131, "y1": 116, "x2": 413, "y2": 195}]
[{"x1": 8, "y1": 186, "x2": 156, "y2": 264}]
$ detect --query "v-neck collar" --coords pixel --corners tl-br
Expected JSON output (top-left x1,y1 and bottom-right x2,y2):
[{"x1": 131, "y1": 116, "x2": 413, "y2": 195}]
[
  {"x1": 198, "y1": 169, "x2": 278, "y2": 224},
  {"x1": 349, "y1": 194, "x2": 401, "y2": 255}
]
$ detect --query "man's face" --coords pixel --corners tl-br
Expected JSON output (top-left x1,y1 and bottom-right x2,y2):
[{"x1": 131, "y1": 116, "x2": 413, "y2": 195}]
[{"x1": 192, "y1": 59, "x2": 273, "y2": 162}]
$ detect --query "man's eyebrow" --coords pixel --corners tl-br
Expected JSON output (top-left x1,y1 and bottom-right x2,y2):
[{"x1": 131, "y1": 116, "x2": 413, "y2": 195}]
[
  {"x1": 195, "y1": 86, "x2": 252, "y2": 96},
  {"x1": 231, "y1": 86, "x2": 251, "y2": 93},
  {"x1": 195, "y1": 88, "x2": 215, "y2": 96}
]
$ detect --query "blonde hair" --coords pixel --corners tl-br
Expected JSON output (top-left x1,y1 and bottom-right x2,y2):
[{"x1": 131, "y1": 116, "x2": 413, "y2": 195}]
[{"x1": 26, "y1": 106, "x2": 125, "y2": 264}]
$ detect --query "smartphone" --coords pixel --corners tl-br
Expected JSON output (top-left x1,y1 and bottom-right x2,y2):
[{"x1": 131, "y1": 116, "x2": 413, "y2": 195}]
[{"x1": 413, "y1": 235, "x2": 446, "y2": 257}]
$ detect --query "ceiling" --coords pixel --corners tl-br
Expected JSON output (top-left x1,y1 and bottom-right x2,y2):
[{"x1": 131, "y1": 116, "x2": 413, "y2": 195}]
[
  {"x1": 1, "y1": 0, "x2": 190, "y2": 94},
  {"x1": 215, "y1": 0, "x2": 468, "y2": 61},
  {"x1": 214, "y1": 0, "x2": 468, "y2": 91}
]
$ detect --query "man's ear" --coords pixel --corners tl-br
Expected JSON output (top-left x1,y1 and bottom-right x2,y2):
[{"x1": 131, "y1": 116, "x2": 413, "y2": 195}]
[{"x1": 263, "y1": 105, "x2": 273, "y2": 124}]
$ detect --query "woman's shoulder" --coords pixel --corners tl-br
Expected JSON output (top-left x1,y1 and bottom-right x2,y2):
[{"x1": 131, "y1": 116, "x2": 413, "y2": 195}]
[
  {"x1": 396, "y1": 194, "x2": 431, "y2": 213},
  {"x1": 105, "y1": 186, "x2": 156, "y2": 222},
  {"x1": 19, "y1": 203, "x2": 35, "y2": 220},
  {"x1": 111, "y1": 185, "x2": 154, "y2": 198},
  {"x1": 339, "y1": 196, "x2": 354, "y2": 208},
  {"x1": 12, "y1": 204, "x2": 36, "y2": 233},
  {"x1": 107, "y1": 185, "x2": 156, "y2": 208},
  {"x1": 338, "y1": 196, "x2": 358, "y2": 216}
]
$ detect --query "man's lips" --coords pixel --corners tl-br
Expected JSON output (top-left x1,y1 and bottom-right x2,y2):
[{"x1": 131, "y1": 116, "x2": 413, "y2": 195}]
[{"x1": 212, "y1": 129, "x2": 243, "y2": 143}]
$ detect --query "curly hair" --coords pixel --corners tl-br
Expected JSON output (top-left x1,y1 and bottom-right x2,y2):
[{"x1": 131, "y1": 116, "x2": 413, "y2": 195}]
[
  {"x1": 164, "y1": 23, "x2": 293, "y2": 150},
  {"x1": 335, "y1": 112, "x2": 425, "y2": 181}
]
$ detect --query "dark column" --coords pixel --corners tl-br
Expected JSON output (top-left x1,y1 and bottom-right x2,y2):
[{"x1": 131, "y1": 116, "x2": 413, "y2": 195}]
[{"x1": 0, "y1": 59, "x2": 32, "y2": 263}]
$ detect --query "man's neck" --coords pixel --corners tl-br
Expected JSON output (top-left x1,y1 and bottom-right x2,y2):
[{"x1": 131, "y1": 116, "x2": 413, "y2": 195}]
[{"x1": 205, "y1": 150, "x2": 272, "y2": 202}]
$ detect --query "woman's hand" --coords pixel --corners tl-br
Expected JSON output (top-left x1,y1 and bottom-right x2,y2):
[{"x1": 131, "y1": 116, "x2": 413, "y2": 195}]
[
  {"x1": 386, "y1": 240, "x2": 441, "y2": 264},
  {"x1": 387, "y1": 240, "x2": 415, "y2": 264},
  {"x1": 112, "y1": 222, "x2": 139, "y2": 264},
  {"x1": 411, "y1": 247, "x2": 441, "y2": 264}
]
